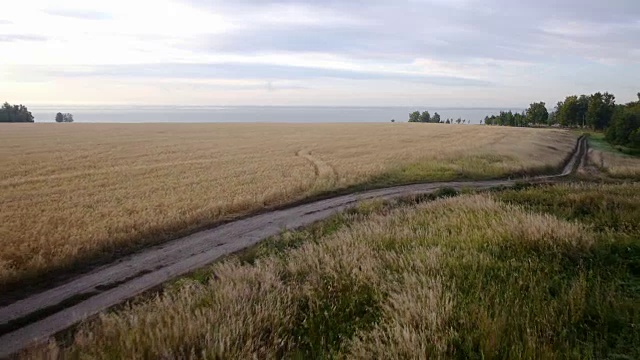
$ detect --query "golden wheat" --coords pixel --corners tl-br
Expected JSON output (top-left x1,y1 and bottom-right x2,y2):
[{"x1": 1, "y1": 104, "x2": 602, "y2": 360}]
[{"x1": 0, "y1": 123, "x2": 575, "y2": 287}]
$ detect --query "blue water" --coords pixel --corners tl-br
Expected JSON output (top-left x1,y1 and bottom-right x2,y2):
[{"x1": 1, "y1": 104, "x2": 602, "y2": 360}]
[{"x1": 30, "y1": 106, "x2": 525, "y2": 124}]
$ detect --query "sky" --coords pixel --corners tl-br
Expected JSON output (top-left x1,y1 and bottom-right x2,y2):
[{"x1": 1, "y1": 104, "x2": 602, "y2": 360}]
[{"x1": 1, "y1": 0, "x2": 639, "y2": 107}]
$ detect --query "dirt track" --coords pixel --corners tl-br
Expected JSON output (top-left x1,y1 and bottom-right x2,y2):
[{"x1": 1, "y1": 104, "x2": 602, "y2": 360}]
[{"x1": 0, "y1": 136, "x2": 587, "y2": 358}]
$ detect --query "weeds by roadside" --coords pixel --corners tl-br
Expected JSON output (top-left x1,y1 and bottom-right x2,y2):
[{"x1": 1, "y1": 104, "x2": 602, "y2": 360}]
[{"x1": 29, "y1": 182, "x2": 639, "y2": 359}]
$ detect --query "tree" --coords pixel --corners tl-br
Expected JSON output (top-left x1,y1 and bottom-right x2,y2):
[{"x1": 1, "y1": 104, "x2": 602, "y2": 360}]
[
  {"x1": 555, "y1": 101, "x2": 566, "y2": 126},
  {"x1": 419, "y1": 111, "x2": 431, "y2": 123},
  {"x1": 606, "y1": 102, "x2": 640, "y2": 147},
  {"x1": 62, "y1": 113, "x2": 74, "y2": 123},
  {"x1": 408, "y1": 111, "x2": 420, "y2": 122},
  {"x1": 586, "y1": 92, "x2": 615, "y2": 130},
  {"x1": 445, "y1": 119, "x2": 450, "y2": 124},
  {"x1": 432, "y1": 112, "x2": 441, "y2": 123},
  {"x1": 526, "y1": 102, "x2": 548, "y2": 125},
  {"x1": 0, "y1": 102, "x2": 34, "y2": 123},
  {"x1": 630, "y1": 128, "x2": 640, "y2": 148},
  {"x1": 556, "y1": 94, "x2": 602, "y2": 127},
  {"x1": 456, "y1": 118, "x2": 462, "y2": 124},
  {"x1": 557, "y1": 96, "x2": 581, "y2": 127},
  {"x1": 548, "y1": 111, "x2": 557, "y2": 125},
  {"x1": 513, "y1": 111, "x2": 525, "y2": 127},
  {"x1": 577, "y1": 95, "x2": 589, "y2": 127},
  {"x1": 55, "y1": 112, "x2": 64, "y2": 123}
]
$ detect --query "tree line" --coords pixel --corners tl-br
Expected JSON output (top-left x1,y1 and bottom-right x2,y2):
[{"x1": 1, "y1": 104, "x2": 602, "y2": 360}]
[
  {"x1": 0, "y1": 102, "x2": 34, "y2": 123},
  {"x1": 606, "y1": 94, "x2": 640, "y2": 148},
  {"x1": 483, "y1": 102, "x2": 548, "y2": 127},
  {"x1": 484, "y1": 92, "x2": 640, "y2": 149},
  {"x1": 55, "y1": 112, "x2": 74, "y2": 123},
  {"x1": 408, "y1": 110, "x2": 469, "y2": 124},
  {"x1": 0, "y1": 102, "x2": 77, "y2": 123}
]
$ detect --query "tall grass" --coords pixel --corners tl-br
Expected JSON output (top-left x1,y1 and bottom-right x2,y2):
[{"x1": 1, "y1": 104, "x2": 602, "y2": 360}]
[
  {"x1": 0, "y1": 123, "x2": 576, "y2": 290},
  {"x1": 588, "y1": 148, "x2": 640, "y2": 179},
  {"x1": 30, "y1": 182, "x2": 640, "y2": 359}
]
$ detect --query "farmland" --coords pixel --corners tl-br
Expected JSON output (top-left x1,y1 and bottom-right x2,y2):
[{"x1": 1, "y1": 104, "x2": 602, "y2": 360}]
[{"x1": 0, "y1": 123, "x2": 575, "y2": 290}]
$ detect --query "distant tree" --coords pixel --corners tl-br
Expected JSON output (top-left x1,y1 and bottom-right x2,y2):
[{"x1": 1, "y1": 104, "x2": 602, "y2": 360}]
[
  {"x1": 479, "y1": 91, "x2": 634, "y2": 134},
  {"x1": 606, "y1": 102, "x2": 640, "y2": 147},
  {"x1": 556, "y1": 95, "x2": 590, "y2": 127},
  {"x1": 586, "y1": 92, "x2": 615, "y2": 130},
  {"x1": 445, "y1": 119, "x2": 450, "y2": 124},
  {"x1": 419, "y1": 111, "x2": 431, "y2": 123},
  {"x1": 547, "y1": 111, "x2": 557, "y2": 125},
  {"x1": 577, "y1": 95, "x2": 589, "y2": 127},
  {"x1": 456, "y1": 118, "x2": 462, "y2": 124},
  {"x1": 510, "y1": 111, "x2": 517, "y2": 126},
  {"x1": 55, "y1": 112, "x2": 64, "y2": 123},
  {"x1": 514, "y1": 111, "x2": 526, "y2": 127},
  {"x1": 408, "y1": 111, "x2": 421, "y2": 122},
  {"x1": 62, "y1": 113, "x2": 74, "y2": 123},
  {"x1": 390, "y1": 119, "x2": 395, "y2": 123},
  {"x1": 557, "y1": 96, "x2": 580, "y2": 127},
  {"x1": 526, "y1": 102, "x2": 548, "y2": 125},
  {"x1": 0, "y1": 104, "x2": 8, "y2": 123},
  {"x1": 480, "y1": 119, "x2": 483, "y2": 125},
  {"x1": 432, "y1": 112, "x2": 441, "y2": 123},
  {"x1": 0, "y1": 102, "x2": 34, "y2": 123},
  {"x1": 630, "y1": 128, "x2": 640, "y2": 148}
]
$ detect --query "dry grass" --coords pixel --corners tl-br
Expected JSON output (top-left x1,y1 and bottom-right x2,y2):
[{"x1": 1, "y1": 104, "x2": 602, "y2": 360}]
[
  {"x1": 588, "y1": 148, "x2": 640, "y2": 178},
  {"x1": 0, "y1": 123, "x2": 575, "y2": 289},
  {"x1": 32, "y1": 182, "x2": 640, "y2": 358}
]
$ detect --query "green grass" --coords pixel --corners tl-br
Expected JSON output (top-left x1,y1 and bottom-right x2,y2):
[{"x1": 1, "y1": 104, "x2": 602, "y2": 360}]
[
  {"x1": 587, "y1": 132, "x2": 640, "y2": 157},
  {"x1": 365, "y1": 154, "x2": 563, "y2": 188}
]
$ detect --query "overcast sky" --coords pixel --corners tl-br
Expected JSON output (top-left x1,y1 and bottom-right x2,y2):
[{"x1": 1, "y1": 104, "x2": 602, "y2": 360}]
[{"x1": 1, "y1": 0, "x2": 639, "y2": 107}]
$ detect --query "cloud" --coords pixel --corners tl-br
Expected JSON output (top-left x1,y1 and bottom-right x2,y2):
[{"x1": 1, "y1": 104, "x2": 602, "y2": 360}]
[
  {"x1": 38, "y1": 63, "x2": 492, "y2": 86},
  {"x1": 44, "y1": 9, "x2": 111, "y2": 20},
  {"x1": 2, "y1": 0, "x2": 640, "y2": 105},
  {"x1": 0, "y1": 34, "x2": 47, "y2": 42},
  {"x1": 180, "y1": 0, "x2": 640, "y2": 65}
]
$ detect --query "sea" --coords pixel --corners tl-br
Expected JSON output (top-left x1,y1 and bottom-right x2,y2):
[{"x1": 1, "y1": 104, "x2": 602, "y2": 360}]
[{"x1": 29, "y1": 106, "x2": 525, "y2": 124}]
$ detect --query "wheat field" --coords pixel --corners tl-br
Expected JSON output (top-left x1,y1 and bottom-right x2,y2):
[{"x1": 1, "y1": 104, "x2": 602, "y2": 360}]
[{"x1": 0, "y1": 123, "x2": 576, "y2": 289}]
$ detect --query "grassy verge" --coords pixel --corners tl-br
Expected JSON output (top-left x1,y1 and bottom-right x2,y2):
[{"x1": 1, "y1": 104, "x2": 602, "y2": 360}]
[
  {"x1": 587, "y1": 132, "x2": 640, "y2": 157},
  {"x1": 584, "y1": 133, "x2": 640, "y2": 180},
  {"x1": 29, "y1": 182, "x2": 640, "y2": 359}
]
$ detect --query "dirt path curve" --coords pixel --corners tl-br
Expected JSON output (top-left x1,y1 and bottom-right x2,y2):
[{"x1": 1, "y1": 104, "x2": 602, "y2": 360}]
[{"x1": 0, "y1": 136, "x2": 587, "y2": 358}]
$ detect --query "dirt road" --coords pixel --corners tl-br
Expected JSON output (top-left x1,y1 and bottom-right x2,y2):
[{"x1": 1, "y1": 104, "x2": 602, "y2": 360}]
[{"x1": 0, "y1": 136, "x2": 586, "y2": 358}]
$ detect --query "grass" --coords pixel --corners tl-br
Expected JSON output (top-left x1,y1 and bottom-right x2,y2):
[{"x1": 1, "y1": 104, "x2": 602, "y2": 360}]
[
  {"x1": 586, "y1": 132, "x2": 618, "y2": 153},
  {"x1": 588, "y1": 132, "x2": 640, "y2": 157},
  {"x1": 0, "y1": 123, "x2": 576, "y2": 291},
  {"x1": 586, "y1": 132, "x2": 640, "y2": 179},
  {"x1": 27, "y1": 182, "x2": 640, "y2": 359}
]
